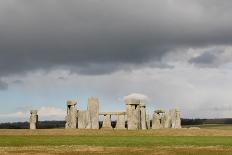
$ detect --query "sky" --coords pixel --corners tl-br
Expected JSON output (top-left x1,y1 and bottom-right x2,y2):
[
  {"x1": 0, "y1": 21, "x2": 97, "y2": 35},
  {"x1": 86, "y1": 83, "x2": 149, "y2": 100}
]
[{"x1": 1, "y1": 0, "x2": 232, "y2": 122}]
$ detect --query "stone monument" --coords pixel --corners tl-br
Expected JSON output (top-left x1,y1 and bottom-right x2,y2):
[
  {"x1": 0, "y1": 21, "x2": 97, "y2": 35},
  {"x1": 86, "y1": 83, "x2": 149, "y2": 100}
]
[
  {"x1": 87, "y1": 97, "x2": 99, "y2": 129},
  {"x1": 152, "y1": 111, "x2": 161, "y2": 129},
  {"x1": 169, "y1": 109, "x2": 181, "y2": 128},
  {"x1": 102, "y1": 114, "x2": 112, "y2": 129},
  {"x1": 140, "y1": 102, "x2": 147, "y2": 130},
  {"x1": 65, "y1": 100, "x2": 77, "y2": 129},
  {"x1": 115, "y1": 114, "x2": 126, "y2": 129},
  {"x1": 29, "y1": 110, "x2": 38, "y2": 130},
  {"x1": 162, "y1": 111, "x2": 171, "y2": 128},
  {"x1": 146, "y1": 114, "x2": 150, "y2": 129},
  {"x1": 125, "y1": 98, "x2": 141, "y2": 130},
  {"x1": 77, "y1": 110, "x2": 90, "y2": 129},
  {"x1": 152, "y1": 109, "x2": 181, "y2": 129}
]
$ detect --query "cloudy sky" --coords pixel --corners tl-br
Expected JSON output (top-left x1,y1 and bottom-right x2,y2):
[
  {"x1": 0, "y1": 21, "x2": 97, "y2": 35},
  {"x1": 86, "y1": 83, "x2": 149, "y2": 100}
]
[{"x1": 1, "y1": 0, "x2": 232, "y2": 122}]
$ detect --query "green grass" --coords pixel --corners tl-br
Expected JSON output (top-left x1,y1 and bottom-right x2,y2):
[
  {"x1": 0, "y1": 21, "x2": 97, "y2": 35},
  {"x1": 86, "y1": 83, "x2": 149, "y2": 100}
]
[
  {"x1": 1, "y1": 135, "x2": 232, "y2": 147},
  {"x1": 2, "y1": 129, "x2": 232, "y2": 154}
]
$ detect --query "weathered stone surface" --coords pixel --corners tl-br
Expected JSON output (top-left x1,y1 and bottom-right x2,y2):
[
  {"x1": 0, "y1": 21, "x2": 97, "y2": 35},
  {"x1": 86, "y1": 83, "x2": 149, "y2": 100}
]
[
  {"x1": 87, "y1": 97, "x2": 99, "y2": 129},
  {"x1": 115, "y1": 114, "x2": 126, "y2": 129},
  {"x1": 152, "y1": 112, "x2": 161, "y2": 129},
  {"x1": 169, "y1": 109, "x2": 181, "y2": 128},
  {"x1": 29, "y1": 110, "x2": 38, "y2": 130},
  {"x1": 77, "y1": 110, "x2": 89, "y2": 129},
  {"x1": 140, "y1": 102, "x2": 147, "y2": 130},
  {"x1": 146, "y1": 114, "x2": 150, "y2": 129},
  {"x1": 125, "y1": 98, "x2": 141, "y2": 130},
  {"x1": 175, "y1": 110, "x2": 181, "y2": 128},
  {"x1": 65, "y1": 100, "x2": 77, "y2": 129},
  {"x1": 152, "y1": 108, "x2": 181, "y2": 129},
  {"x1": 162, "y1": 112, "x2": 171, "y2": 128},
  {"x1": 102, "y1": 114, "x2": 112, "y2": 129}
]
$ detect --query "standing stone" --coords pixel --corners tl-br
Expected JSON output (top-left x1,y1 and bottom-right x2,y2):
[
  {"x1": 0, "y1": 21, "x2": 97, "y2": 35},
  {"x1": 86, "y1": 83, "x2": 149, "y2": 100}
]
[
  {"x1": 152, "y1": 112, "x2": 161, "y2": 129},
  {"x1": 175, "y1": 110, "x2": 181, "y2": 128},
  {"x1": 140, "y1": 102, "x2": 147, "y2": 130},
  {"x1": 29, "y1": 110, "x2": 38, "y2": 130},
  {"x1": 65, "y1": 100, "x2": 77, "y2": 129},
  {"x1": 125, "y1": 98, "x2": 141, "y2": 130},
  {"x1": 77, "y1": 110, "x2": 89, "y2": 129},
  {"x1": 115, "y1": 114, "x2": 126, "y2": 129},
  {"x1": 169, "y1": 109, "x2": 181, "y2": 128},
  {"x1": 160, "y1": 114, "x2": 165, "y2": 128},
  {"x1": 87, "y1": 97, "x2": 99, "y2": 129},
  {"x1": 169, "y1": 109, "x2": 175, "y2": 128},
  {"x1": 146, "y1": 114, "x2": 150, "y2": 129},
  {"x1": 162, "y1": 112, "x2": 171, "y2": 128},
  {"x1": 102, "y1": 114, "x2": 112, "y2": 129}
]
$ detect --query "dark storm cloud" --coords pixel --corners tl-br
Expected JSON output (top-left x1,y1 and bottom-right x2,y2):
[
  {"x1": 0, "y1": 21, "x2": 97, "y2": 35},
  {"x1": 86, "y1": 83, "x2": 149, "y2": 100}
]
[
  {"x1": 189, "y1": 52, "x2": 217, "y2": 66},
  {"x1": 1, "y1": 0, "x2": 232, "y2": 76},
  {"x1": 188, "y1": 47, "x2": 232, "y2": 67}
]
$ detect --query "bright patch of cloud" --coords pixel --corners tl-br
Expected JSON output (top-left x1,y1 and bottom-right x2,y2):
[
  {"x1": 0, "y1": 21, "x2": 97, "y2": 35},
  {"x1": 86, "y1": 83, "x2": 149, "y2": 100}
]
[
  {"x1": 0, "y1": 106, "x2": 65, "y2": 123},
  {"x1": 124, "y1": 93, "x2": 148, "y2": 101},
  {"x1": 38, "y1": 106, "x2": 65, "y2": 117}
]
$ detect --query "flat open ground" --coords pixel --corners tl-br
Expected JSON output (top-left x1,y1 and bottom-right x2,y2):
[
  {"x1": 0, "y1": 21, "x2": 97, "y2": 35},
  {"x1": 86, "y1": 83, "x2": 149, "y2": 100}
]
[{"x1": 1, "y1": 125, "x2": 232, "y2": 155}]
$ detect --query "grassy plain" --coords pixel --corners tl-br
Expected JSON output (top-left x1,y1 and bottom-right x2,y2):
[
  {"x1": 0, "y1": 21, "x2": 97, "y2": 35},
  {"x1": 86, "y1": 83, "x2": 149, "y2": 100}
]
[{"x1": 1, "y1": 125, "x2": 232, "y2": 154}]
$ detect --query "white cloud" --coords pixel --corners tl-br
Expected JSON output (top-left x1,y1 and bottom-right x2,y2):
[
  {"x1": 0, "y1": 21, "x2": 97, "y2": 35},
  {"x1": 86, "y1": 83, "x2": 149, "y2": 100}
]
[
  {"x1": 124, "y1": 93, "x2": 148, "y2": 101},
  {"x1": 38, "y1": 106, "x2": 65, "y2": 117},
  {"x1": 0, "y1": 106, "x2": 66, "y2": 123},
  {"x1": 0, "y1": 111, "x2": 27, "y2": 118}
]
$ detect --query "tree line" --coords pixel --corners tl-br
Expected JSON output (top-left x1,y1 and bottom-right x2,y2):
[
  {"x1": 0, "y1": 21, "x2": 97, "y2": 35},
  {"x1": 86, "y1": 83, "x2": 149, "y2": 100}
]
[{"x1": 1, "y1": 118, "x2": 232, "y2": 129}]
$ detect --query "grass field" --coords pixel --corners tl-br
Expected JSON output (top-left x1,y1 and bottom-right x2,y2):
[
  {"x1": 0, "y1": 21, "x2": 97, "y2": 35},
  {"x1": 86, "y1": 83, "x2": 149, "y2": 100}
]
[{"x1": 1, "y1": 125, "x2": 232, "y2": 154}]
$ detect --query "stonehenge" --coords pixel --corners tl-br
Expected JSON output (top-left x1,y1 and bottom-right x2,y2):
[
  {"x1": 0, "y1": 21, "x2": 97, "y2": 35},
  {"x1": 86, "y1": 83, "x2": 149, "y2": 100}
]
[
  {"x1": 29, "y1": 110, "x2": 38, "y2": 129},
  {"x1": 65, "y1": 96, "x2": 181, "y2": 130},
  {"x1": 28, "y1": 96, "x2": 181, "y2": 130}
]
